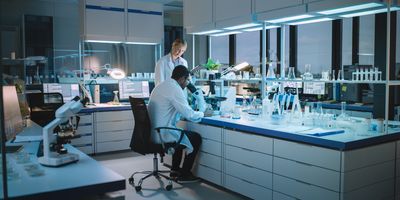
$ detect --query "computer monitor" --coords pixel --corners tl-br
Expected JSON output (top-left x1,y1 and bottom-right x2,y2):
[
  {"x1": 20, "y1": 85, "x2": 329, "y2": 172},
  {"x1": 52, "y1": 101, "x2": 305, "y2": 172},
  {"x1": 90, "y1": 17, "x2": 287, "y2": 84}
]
[
  {"x1": 303, "y1": 82, "x2": 325, "y2": 95},
  {"x1": 43, "y1": 83, "x2": 80, "y2": 102},
  {"x1": 119, "y1": 80, "x2": 150, "y2": 100},
  {"x1": 3, "y1": 86, "x2": 24, "y2": 141}
]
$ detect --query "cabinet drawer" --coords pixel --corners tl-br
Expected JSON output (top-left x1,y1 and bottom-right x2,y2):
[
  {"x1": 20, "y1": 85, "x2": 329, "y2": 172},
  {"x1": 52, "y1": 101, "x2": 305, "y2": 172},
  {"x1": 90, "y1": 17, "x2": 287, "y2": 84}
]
[
  {"x1": 274, "y1": 157, "x2": 340, "y2": 191},
  {"x1": 396, "y1": 178, "x2": 400, "y2": 199},
  {"x1": 96, "y1": 140, "x2": 131, "y2": 153},
  {"x1": 200, "y1": 138, "x2": 221, "y2": 156},
  {"x1": 397, "y1": 141, "x2": 400, "y2": 159},
  {"x1": 73, "y1": 144, "x2": 94, "y2": 155},
  {"x1": 187, "y1": 122, "x2": 222, "y2": 141},
  {"x1": 341, "y1": 161, "x2": 395, "y2": 192},
  {"x1": 342, "y1": 142, "x2": 395, "y2": 172},
  {"x1": 225, "y1": 129, "x2": 272, "y2": 155},
  {"x1": 273, "y1": 191, "x2": 296, "y2": 200},
  {"x1": 225, "y1": 174, "x2": 272, "y2": 200},
  {"x1": 397, "y1": 158, "x2": 400, "y2": 177},
  {"x1": 71, "y1": 134, "x2": 93, "y2": 146},
  {"x1": 96, "y1": 110, "x2": 133, "y2": 122},
  {"x1": 342, "y1": 178, "x2": 394, "y2": 200},
  {"x1": 198, "y1": 152, "x2": 221, "y2": 171},
  {"x1": 194, "y1": 164, "x2": 222, "y2": 185},
  {"x1": 225, "y1": 160, "x2": 272, "y2": 189},
  {"x1": 97, "y1": 129, "x2": 132, "y2": 142},
  {"x1": 225, "y1": 145, "x2": 272, "y2": 172},
  {"x1": 76, "y1": 125, "x2": 92, "y2": 135},
  {"x1": 274, "y1": 139, "x2": 340, "y2": 171},
  {"x1": 96, "y1": 121, "x2": 134, "y2": 132},
  {"x1": 273, "y1": 174, "x2": 339, "y2": 200},
  {"x1": 78, "y1": 114, "x2": 92, "y2": 124}
]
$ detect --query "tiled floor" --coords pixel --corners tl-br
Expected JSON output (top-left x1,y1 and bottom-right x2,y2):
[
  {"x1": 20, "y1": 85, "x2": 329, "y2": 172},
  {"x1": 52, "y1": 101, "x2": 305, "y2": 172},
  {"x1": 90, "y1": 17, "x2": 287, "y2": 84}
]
[{"x1": 93, "y1": 151, "x2": 248, "y2": 200}]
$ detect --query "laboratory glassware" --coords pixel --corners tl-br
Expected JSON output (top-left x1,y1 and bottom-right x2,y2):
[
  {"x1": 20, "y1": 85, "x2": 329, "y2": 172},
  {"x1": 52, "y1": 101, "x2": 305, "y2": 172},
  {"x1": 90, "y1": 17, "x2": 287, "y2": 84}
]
[
  {"x1": 288, "y1": 67, "x2": 296, "y2": 79},
  {"x1": 302, "y1": 64, "x2": 313, "y2": 80}
]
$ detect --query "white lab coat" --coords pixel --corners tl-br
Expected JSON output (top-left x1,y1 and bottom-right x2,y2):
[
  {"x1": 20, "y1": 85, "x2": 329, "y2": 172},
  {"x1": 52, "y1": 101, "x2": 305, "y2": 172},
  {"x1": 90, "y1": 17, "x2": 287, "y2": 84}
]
[
  {"x1": 154, "y1": 53, "x2": 188, "y2": 86},
  {"x1": 148, "y1": 78, "x2": 204, "y2": 153}
]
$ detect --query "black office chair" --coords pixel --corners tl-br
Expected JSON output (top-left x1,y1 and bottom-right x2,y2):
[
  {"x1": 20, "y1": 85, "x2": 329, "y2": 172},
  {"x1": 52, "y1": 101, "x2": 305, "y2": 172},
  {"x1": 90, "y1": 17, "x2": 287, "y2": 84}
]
[{"x1": 128, "y1": 97, "x2": 188, "y2": 192}]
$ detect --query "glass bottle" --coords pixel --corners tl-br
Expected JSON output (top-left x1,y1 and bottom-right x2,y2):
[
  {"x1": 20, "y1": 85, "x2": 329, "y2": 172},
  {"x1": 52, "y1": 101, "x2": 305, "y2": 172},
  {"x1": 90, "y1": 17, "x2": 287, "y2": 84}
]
[
  {"x1": 302, "y1": 64, "x2": 313, "y2": 80},
  {"x1": 288, "y1": 67, "x2": 296, "y2": 79},
  {"x1": 113, "y1": 91, "x2": 119, "y2": 104}
]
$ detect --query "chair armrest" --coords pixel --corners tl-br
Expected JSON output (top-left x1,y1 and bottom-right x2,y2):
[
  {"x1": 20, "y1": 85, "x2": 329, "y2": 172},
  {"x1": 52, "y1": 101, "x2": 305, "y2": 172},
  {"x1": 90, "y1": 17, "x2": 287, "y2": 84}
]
[{"x1": 155, "y1": 126, "x2": 188, "y2": 153}]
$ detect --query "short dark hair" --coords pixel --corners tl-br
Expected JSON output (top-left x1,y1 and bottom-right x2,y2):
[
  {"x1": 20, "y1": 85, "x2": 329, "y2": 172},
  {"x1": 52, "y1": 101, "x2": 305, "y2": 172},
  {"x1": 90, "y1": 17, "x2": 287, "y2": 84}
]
[{"x1": 171, "y1": 65, "x2": 189, "y2": 80}]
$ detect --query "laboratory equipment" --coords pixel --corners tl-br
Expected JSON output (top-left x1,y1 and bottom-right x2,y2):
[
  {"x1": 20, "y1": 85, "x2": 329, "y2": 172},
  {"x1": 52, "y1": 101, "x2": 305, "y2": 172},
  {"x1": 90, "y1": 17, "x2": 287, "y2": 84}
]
[
  {"x1": 43, "y1": 83, "x2": 80, "y2": 102},
  {"x1": 113, "y1": 91, "x2": 120, "y2": 103},
  {"x1": 38, "y1": 96, "x2": 87, "y2": 167},
  {"x1": 288, "y1": 67, "x2": 296, "y2": 79},
  {"x1": 118, "y1": 80, "x2": 150, "y2": 100},
  {"x1": 337, "y1": 101, "x2": 349, "y2": 120},
  {"x1": 302, "y1": 64, "x2": 313, "y2": 80}
]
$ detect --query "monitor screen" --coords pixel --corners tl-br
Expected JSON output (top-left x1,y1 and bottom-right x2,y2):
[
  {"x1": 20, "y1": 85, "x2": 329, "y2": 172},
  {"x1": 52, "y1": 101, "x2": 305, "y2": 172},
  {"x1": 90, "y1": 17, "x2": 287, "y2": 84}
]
[
  {"x1": 119, "y1": 81, "x2": 150, "y2": 100},
  {"x1": 3, "y1": 86, "x2": 24, "y2": 141},
  {"x1": 43, "y1": 83, "x2": 80, "y2": 102},
  {"x1": 303, "y1": 82, "x2": 325, "y2": 95}
]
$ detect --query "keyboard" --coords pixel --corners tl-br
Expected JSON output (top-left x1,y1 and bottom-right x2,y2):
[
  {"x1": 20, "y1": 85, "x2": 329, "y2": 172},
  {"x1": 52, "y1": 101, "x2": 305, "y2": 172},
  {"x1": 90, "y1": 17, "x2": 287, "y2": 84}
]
[{"x1": 37, "y1": 140, "x2": 44, "y2": 157}]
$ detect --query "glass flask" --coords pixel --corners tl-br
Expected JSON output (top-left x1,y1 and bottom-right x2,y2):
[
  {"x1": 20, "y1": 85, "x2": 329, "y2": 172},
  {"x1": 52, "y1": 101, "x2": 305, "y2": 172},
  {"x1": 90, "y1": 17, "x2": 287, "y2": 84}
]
[
  {"x1": 302, "y1": 64, "x2": 313, "y2": 80},
  {"x1": 288, "y1": 67, "x2": 296, "y2": 79},
  {"x1": 113, "y1": 91, "x2": 119, "y2": 104}
]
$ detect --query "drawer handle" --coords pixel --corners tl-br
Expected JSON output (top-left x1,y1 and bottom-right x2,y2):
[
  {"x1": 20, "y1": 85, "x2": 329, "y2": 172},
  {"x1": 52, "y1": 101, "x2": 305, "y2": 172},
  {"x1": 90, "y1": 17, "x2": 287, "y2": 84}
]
[
  {"x1": 295, "y1": 179, "x2": 312, "y2": 186},
  {"x1": 295, "y1": 160, "x2": 313, "y2": 167},
  {"x1": 239, "y1": 162, "x2": 255, "y2": 169}
]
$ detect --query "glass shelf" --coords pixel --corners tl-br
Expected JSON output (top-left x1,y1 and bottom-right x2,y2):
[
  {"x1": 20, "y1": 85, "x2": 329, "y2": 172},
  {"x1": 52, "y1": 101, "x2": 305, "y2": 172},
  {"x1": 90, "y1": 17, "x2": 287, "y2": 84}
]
[{"x1": 264, "y1": 78, "x2": 387, "y2": 84}]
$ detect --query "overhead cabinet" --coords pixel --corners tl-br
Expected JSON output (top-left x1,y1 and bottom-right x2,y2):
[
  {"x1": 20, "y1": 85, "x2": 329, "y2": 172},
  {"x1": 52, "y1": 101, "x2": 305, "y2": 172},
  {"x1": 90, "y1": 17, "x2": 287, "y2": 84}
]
[
  {"x1": 81, "y1": 0, "x2": 163, "y2": 43},
  {"x1": 82, "y1": 0, "x2": 125, "y2": 42},
  {"x1": 183, "y1": 0, "x2": 214, "y2": 33},
  {"x1": 214, "y1": 0, "x2": 253, "y2": 29},
  {"x1": 127, "y1": 0, "x2": 163, "y2": 44},
  {"x1": 253, "y1": 0, "x2": 303, "y2": 14}
]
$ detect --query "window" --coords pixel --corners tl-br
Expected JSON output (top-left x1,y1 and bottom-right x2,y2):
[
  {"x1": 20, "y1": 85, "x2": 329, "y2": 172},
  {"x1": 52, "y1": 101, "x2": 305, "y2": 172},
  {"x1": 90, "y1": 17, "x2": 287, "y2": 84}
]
[
  {"x1": 210, "y1": 36, "x2": 229, "y2": 65},
  {"x1": 342, "y1": 18, "x2": 353, "y2": 67},
  {"x1": 297, "y1": 21, "x2": 332, "y2": 74},
  {"x1": 236, "y1": 31, "x2": 260, "y2": 68},
  {"x1": 359, "y1": 15, "x2": 375, "y2": 65}
]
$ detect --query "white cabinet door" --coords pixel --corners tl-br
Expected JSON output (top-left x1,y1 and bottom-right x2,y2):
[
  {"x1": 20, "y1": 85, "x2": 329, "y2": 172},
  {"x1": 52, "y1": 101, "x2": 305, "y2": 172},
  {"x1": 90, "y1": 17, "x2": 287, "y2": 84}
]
[
  {"x1": 214, "y1": 0, "x2": 251, "y2": 21},
  {"x1": 127, "y1": 0, "x2": 163, "y2": 43},
  {"x1": 254, "y1": 0, "x2": 303, "y2": 13},
  {"x1": 183, "y1": 0, "x2": 213, "y2": 29},
  {"x1": 84, "y1": 0, "x2": 125, "y2": 41}
]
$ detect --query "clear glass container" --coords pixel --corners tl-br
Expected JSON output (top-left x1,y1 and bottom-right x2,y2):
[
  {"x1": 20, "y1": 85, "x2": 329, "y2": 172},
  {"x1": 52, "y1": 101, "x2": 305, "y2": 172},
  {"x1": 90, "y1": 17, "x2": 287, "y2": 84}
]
[
  {"x1": 302, "y1": 64, "x2": 313, "y2": 80},
  {"x1": 288, "y1": 67, "x2": 296, "y2": 79}
]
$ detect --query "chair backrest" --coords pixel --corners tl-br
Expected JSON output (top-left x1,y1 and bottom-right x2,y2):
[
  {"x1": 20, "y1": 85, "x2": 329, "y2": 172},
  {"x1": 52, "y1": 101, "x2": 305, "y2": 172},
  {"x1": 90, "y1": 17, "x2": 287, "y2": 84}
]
[{"x1": 129, "y1": 97, "x2": 157, "y2": 155}]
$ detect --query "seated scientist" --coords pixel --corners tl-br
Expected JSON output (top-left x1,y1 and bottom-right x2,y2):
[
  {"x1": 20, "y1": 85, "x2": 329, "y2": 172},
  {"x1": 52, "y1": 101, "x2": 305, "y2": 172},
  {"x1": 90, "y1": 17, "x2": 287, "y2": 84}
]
[{"x1": 148, "y1": 65, "x2": 206, "y2": 183}]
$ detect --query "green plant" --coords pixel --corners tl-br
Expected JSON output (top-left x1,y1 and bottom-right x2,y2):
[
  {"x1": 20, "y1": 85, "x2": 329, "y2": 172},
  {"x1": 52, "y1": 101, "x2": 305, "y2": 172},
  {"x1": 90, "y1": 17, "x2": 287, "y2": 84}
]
[{"x1": 204, "y1": 58, "x2": 221, "y2": 70}]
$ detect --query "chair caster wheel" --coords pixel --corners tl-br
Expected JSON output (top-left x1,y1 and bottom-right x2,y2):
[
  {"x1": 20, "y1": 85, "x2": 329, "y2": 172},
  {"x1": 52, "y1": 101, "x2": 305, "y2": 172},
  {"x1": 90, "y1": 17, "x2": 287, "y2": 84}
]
[
  {"x1": 135, "y1": 186, "x2": 142, "y2": 192},
  {"x1": 128, "y1": 177, "x2": 134, "y2": 184},
  {"x1": 166, "y1": 184, "x2": 172, "y2": 191}
]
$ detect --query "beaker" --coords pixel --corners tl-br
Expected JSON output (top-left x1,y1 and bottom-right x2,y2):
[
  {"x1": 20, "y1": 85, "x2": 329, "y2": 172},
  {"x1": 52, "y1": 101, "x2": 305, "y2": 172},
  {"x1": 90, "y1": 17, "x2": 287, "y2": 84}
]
[
  {"x1": 288, "y1": 67, "x2": 296, "y2": 79},
  {"x1": 113, "y1": 91, "x2": 119, "y2": 103},
  {"x1": 302, "y1": 64, "x2": 313, "y2": 80}
]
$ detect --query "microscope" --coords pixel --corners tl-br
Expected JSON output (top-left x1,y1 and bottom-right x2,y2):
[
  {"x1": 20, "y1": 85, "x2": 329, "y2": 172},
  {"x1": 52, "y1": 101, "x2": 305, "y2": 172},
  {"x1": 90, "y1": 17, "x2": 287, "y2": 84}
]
[{"x1": 38, "y1": 96, "x2": 87, "y2": 167}]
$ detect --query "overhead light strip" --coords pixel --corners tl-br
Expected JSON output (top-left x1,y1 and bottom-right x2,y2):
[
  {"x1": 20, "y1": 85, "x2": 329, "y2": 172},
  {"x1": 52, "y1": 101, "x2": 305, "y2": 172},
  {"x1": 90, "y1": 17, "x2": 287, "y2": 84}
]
[
  {"x1": 243, "y1": 25, "x2": 280, "y2": 32},
  {"x1": 224, "y1": 23, "x2": 260, "y2": 30},
  {"x1": 317, "y1": 2, "x2": 382, "y2": 15},
  {"x1": 340, "y1": 7, "x2": 400, "y2": 18},
  {"x1": 288, "y1": 18, "x2": 333, "y2": 25},
  {"x1": 211, "y1": 31, "x2": 242, "y2": 37},
  {"x1": 85, "y1": 40, "x2": 122, "y2": 44},
  {"x1": 192, "y1": 30, "x2": 222, "y2": 35},
  {"x1": 266, "y1": 14, "x2": 314, "y2": 24}
]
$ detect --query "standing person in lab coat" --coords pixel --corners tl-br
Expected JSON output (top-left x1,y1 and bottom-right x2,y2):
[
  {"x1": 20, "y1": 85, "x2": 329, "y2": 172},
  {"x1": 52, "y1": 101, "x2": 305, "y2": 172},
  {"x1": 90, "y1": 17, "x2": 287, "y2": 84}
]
[
  {"x1": 154, "y1": 38, "x2": 188, "y2": 86},
  {"x1": 148, "y1": 65, "x2": 203, "y2": 183}
]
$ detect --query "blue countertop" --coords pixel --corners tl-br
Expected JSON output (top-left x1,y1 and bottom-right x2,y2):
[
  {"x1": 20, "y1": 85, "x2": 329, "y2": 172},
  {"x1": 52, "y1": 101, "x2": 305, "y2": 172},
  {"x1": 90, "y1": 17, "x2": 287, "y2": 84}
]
[{"x1": 200, "y1": 116, "x2": 400, "y2": 151}]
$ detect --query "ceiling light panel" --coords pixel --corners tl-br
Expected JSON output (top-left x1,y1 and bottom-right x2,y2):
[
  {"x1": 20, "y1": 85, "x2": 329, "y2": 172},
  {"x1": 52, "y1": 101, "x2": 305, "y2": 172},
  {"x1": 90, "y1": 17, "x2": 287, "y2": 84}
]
[
  {"x1": 317, "y1": 3, "x2": 382, "y2": 15},
  {"x1": 224, "y1": 23, "x2": 260, "y2": 30},
  {"x1": 288, "y1": 18, "x2": 332, "y2": 25},
  {"x1": 266, "y1": 14, "x2": 314, "y2": 23}
]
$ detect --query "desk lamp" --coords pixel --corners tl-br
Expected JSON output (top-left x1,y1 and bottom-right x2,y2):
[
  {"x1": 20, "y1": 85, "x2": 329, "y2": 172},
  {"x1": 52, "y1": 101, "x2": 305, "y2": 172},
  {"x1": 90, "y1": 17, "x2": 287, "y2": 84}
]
[{"x1": 221, "y1": 62, "x2": 250, "y2": 78}]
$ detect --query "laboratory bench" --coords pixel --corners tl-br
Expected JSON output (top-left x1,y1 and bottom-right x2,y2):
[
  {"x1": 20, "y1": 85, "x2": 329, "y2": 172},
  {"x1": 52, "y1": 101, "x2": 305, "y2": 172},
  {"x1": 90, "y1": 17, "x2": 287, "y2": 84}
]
[
  {"x1": 73, "y1": 103, "x2": 133, "y2": 154},
  {"x1": 175, "y1": 116, "x2": 400, "y2": 200},
  {"x1": 4, "y1": 122, "x2": 126, "y2": 200}
]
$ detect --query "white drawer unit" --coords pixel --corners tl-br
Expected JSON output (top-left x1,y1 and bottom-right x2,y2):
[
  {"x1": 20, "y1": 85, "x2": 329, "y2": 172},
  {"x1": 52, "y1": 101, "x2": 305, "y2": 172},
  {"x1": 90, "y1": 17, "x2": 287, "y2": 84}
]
[
  {"x1": 193, "y1": 164, "x2": 222, "y2": 185},
  {"x1": 197, "y1": 151, "x2": 222, "y2": 171},
  {"x1": 94, "y1": 110, "x2": 134, "y2": 153},
  {"x1": 274, "y1": 139, "x2": 341, "y2": 171},
  {"x1": 71, "y1": 113, "x2": 94, "y2": 154},
  {"x1": 274, "y1": 157, "x2": 340, "y2": 191},
  {"x1": 273, "y1": 191, "x2": 296, "y2": 200},
  {"x1": 187, "y1": 122, "x2": 222, "y2": 142},
  {"x1": 225, "y1": 129, "x2": 273, "y2": 155},
  {"x1": 96, "y1": 110, "x2": 133, "y2": 122},
  {"x1": 225, "y1": 160, "x2": 272, "y2": 189},
  {"x1": 200, "y1": 138, "x2": 222, "y2": 156},
  {"x1": 342, "y1": 178, "x2": 395, "y2": 200},
  {"x1": 273, "y1": 174, "x2": 339, "y2": 200},
  {"x1": 225, "y1": 145, "x2": 272, "y2": 172},
  {"x1": 225, "y1": 174, "x2": 272, "y2": 200}
]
